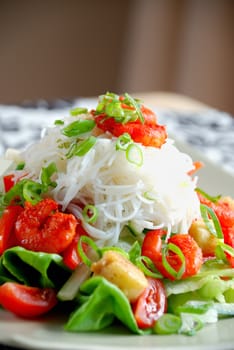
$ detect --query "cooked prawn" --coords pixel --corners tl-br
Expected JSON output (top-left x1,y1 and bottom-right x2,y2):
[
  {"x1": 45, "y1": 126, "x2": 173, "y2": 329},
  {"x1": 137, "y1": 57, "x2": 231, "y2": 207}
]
[{"x1": 15, "y1": 198, "x2": 77, "y2": 254}]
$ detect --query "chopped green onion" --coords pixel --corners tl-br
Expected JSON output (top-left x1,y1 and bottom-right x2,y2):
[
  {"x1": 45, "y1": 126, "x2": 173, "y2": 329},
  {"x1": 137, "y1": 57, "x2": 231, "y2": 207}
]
[
  {"x1": 143, "y1": 191, "x2": 157, "y2": 201},
  {"x1": 126, "y1": 143, "x2": 143, "y2": 167},
  {"x1": 180, "y1": 315, "x2": 204, "y2": 336},
  {"x1": 153, "y1": 314, "x2": 182, "y2": 335},
  {"x1": 176, "y1": 301, "x2": 213, "y2": 315},
  {"x1": 95, "y1": 92, "x2": 144, "y2": 124},
  {"x1": 116, "y1": 133, "x2": 132, "y2": 151},
  {"x1": 54, "y1": 119, "x2": 64, "y2": 126},
  {"x1": 196, "y1": 188, "x2": 221, "y2": 203},
  {"x1": 215, "y1": 240, "x2": 234, "y2": 262},
  {"x1": 22, "y1": 180, "x2": 43, "y2": 205},
  {"x1": 15, "y1": 162, "x2": 25, "y2": 170},
  {"x1": 162, "y1": 243, "x2": 185, "y2": 280},
  {"x1": 200, "y1": 204, "x2": 223, "y2": 239},
  {"x1": 70, "y1": 107, "x2": 88, "y2": 116},
  {"x1": 124, "y1": 93, "x2": 144, "y2": 123},
  {"x1": 40, "y1": 162, "x2": 57, "y2": 190},
  {"x1": 62, "y1": 120, "x2": 95, "y2": 137},
  {"x1": 82, "y1": 204, "x2": 99, "y2": 224},
  {"x1": 77, "y1": 236, "x2": 101, "y2": 268},
  {"x1": 66, "y1": 136, "x2": 96, "y2": 159},
  {"x1": 135, "y1": 255, "x2": 163, "y2": 279}
]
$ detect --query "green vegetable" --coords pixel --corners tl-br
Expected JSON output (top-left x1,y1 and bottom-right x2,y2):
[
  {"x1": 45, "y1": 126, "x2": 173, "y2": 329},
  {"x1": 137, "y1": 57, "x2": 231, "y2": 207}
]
[
  {"x1": 70, "y1": 107, "x2": 88, "y2": 116},
  {"x1": 153, "y1": 314, "x2": 182, "y2": 335},
  {"x1": 0, "y1": 163, "x2": 57, "y2": 213},
  {"x1": 62, "y1": 120, "x2": 95, "y2": 137},
  {"x1": 200, "y1": 204, "x2": 223, "y2": 238},
  {"x1": 65, "y1": 276, "x2": 146, "y2": 334},
  {"x1": 54, "y1": 119, "x2": 64, "y2": 126},
  {"x1": 115, "y1": 133, "x2": 132, "y2": 151},
  {"x1": 196, "y1": 188, "x2": 221, "y2": 203},
  {"x1": 15, "y1": 162, "x2": 25, "y2": 170},
  {"x1": 162, "y1": 243, "x2": 185, "y2": 280},
  {"x1": 126, "y1": 143, "x2": 143, "y2": 167},
  {"x1": 95, "y1": 92, "x2": 144, "y2": 124},
  {"x1": 0, "y1": 246, "x2": 71, "y2": 289},
  {"x1": 66, "y1": 136, "x2": 96, "y2": 159},
  {"x1": 82, "y1": 204, "x2": 99, "y2": 224}
]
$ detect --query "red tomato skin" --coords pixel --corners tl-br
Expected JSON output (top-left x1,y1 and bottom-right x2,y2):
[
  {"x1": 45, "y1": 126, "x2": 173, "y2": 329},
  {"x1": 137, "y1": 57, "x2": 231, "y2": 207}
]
[
  {"x1": 142, "y1": 231, "x2": 203, "y2": 280},
  {"x1": 199, "y1": 195, "x2": 234, "y2": 266},
  {"x1": 132, "y1": 277, "x2": 167, "y2": 329},
  {"x1": 3, "y1": 174, "x2": 15, "y2": 192},
  {"x1": 0, "y1": 282, "x2": 57, "y2": 318},
  {"x1": 62, "y1": 222, "x2": 89, "y2": 270},
  {"x1": 0, "y1": 205, "x2": 23, "y2": 255}
]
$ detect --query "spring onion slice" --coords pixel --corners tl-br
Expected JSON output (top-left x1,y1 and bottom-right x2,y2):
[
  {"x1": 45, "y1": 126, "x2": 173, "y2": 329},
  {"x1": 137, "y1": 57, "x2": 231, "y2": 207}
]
[
  {"x1": 135, "y1": 256, "x2": 163, "y2": 279},
  {"x1": 15, "y1": 162, "x2": 25, "y2": 170},
  {"x1": 82, "y1": 204, "x2": 99, "y2": 224},
  {"x1": 153, "y1": 314, "x2": 182, "y2": 335},
  {"x1": 124, "y1": 93, "x2": 144, "y2": 123},
  {"x1": 66, "y1": 136, "x2": 96, "y2": 159},
  {"x1": 70, "y1": 107, "x2": 88, "y2": 116},
  {"x1": 200, "y1": 204, "x2": 223, "y2": 239},
  {"x1": 54, "y1": 119, "x2": 64, "y2": 126},
  {"x1": 162, "y1": 243, "x2": 185, "y2": 280},
  {"x1": 40, "y1": 162, "x2": 57, "y2": 190},
  {"x1": 215, "y1": 241, "x2": 234, "y2": 262},
  {"x1": 77, "y1": 236, "x2": 101, "y2": 268},
  {"x1": 196, "y1": 188, "x2": 221, "y2": 203},
  {"x1": 116, "y1": 133, "x2": 132, "y2": 151},
  {"x1": 126, "y1": 144, "x2": 143, "y2": 167},
  {"x1": 62, "y1": 120, "x2": 95, "y2": 137}
]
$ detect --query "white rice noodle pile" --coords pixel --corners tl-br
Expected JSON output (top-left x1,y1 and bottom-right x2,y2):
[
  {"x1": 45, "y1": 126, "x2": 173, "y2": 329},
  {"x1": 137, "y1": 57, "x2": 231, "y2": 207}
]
[{"x1": 21, "y1": 121, "x2": 200, "y2": 246}]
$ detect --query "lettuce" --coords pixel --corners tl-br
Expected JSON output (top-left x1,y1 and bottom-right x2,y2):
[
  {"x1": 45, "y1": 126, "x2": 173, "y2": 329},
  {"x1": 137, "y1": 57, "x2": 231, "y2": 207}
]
[
  {"x1": 65, "y1": 276, "x2": 147, "y2": 334},
  {"x1": 0, "y1": 246, "x2": 71, "y2": 289}
]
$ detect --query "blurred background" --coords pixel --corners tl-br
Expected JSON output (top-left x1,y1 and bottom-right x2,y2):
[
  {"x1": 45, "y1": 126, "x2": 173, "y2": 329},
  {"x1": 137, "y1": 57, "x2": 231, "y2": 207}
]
[{"x1": 0, "y1": 0, "x2": 233, "y2": 114}]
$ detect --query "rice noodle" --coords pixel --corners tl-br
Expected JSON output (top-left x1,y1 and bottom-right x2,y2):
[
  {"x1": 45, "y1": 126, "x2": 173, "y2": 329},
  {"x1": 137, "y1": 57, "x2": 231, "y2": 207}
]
[{"x1": 20, "y1": 112, "x2": 200, "y2": 246}]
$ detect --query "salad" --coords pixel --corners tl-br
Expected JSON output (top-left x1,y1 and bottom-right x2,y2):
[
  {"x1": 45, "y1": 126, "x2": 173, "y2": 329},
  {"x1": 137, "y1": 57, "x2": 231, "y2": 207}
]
[{"x1": 0, "y1": 92, "x2": 234, "y2": 336}]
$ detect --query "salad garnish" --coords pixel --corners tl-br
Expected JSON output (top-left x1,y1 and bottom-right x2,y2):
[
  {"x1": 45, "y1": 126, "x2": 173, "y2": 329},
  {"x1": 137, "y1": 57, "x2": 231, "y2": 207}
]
[{"x1": 0, "y1": 92, "x2": 233, "y2": 337}]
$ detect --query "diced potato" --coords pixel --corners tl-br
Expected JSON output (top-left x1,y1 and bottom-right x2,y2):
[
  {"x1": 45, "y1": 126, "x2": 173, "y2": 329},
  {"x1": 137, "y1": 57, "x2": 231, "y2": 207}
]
[
  {"x1": 189, "y1": 219, "x2": 218, "y2": 256},
  {"x1": 91, "y1": 250, "x2": 148, "y2": 302}
]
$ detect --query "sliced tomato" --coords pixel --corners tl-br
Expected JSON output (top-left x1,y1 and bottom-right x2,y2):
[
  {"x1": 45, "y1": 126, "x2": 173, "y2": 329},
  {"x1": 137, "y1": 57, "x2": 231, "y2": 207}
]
[
  {"x1": 0, "y1": 205, "x2": 23, "y2": 255},
  {"x1": 132, "y1": 277, "x2": 167, "y2": 329},
  {"x1": 3, "y1": 174, "x2": 15, "y2": 192},
  {"x1": 62, "y1": 222, "x2": 89, "y2": 270},
  {"x1": 0, "y1": 282, "x2": 57, "y2": 318},
  {"x1": 142, "y1": 231, "x2": 203, "y2": 280}
]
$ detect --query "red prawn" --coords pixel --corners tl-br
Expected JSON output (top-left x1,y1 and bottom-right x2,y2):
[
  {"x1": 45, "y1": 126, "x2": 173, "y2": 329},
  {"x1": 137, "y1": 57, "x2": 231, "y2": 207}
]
[{"x1": 15, "y1": 198, "x2": 77, "y2": 254}]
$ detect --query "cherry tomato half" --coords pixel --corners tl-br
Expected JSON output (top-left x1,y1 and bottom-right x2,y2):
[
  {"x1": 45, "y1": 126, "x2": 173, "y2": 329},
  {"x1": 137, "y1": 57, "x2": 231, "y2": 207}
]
[
  {"x1": 0, "y1": 282, "x2": 57, "y2": 318},
  {"x1": 132, "y1": 277, "x2": 167, "y2": 329},
  {"x1": 0, "y1": 205, "x2": 23, "y2": 255},
  {"x1": 62, "y1": 222, "x2": 89, "y2": 270}
]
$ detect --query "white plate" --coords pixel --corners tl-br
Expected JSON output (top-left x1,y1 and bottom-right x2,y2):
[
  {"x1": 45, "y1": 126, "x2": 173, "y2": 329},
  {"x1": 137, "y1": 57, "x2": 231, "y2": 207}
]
[
  {"x1": 0, "y1": 141, "x2": 234, "y2": 350},
  {"x1": 0, "y1": 309, "x2": 234, "y2": 350}
]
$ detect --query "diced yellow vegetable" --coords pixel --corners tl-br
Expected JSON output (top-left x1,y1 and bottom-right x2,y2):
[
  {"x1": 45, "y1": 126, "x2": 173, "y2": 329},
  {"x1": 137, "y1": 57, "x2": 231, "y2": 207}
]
[
  {"x1": 189, "y1": 219, "x2": 218, "y2": 256},
  {"x1": 91, "y1": 250, "x2": 148, "y2": 302}
]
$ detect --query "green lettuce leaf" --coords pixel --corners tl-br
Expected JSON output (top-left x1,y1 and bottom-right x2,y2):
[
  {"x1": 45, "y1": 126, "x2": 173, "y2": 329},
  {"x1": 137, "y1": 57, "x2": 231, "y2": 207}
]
[
  {"x1": 65, "y1": 276, "x2": 147, "y2": 334},
  {"x1": 0, "y1": 246, "x2": 71, "y2": 289}
]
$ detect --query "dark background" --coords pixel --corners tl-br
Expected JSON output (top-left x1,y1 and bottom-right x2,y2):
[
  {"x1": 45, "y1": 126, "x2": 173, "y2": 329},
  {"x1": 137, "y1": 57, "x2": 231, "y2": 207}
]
[{"x1": 0, "y1": 0, "x2": 233, "y2": 114}]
